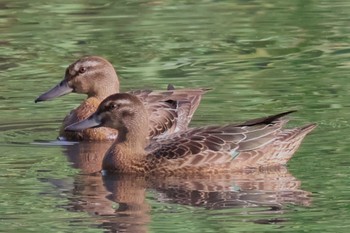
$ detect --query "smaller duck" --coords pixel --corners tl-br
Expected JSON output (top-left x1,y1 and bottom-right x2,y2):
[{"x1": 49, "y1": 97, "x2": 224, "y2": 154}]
[
  {"x1": 35, "y1": 56, "x2": 208, "y2": 141},
  {"x1": 65, "y1": 93, "x2": 316, "y2": 175}
]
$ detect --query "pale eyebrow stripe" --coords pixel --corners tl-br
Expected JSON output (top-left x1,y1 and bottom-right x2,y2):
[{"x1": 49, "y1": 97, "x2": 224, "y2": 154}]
[
  {"x1": 75, "y1": 60, "x2": 100, "y2": 70},
  {"x1": 85, "y1": 60, "x2": 100, "y2": 67},
  {"x1": 116, "y1": 99, "x2": 132, "y2": 105}
]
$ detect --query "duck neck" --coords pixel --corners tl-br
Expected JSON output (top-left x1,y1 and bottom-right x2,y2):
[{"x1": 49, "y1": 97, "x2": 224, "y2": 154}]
[
  {"x1": 88, "y1": 72, "x2": 120, "y2": 100},
  {"x1": 116, "y1": 125, "x2": 148, "y2": 151},
  {"x1": 103, "y1": 123, "x2": 149, "y2": 173},
  {"x1": 88, "y1": 83, "x2": 120, "y2": 100}
]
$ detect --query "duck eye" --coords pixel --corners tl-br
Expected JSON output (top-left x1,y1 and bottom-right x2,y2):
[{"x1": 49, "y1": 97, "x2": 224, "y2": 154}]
[
  {"x1": 108, "y1": 103, "x2": 118, "y2": 111},
  {"x1": 78, "y1": 67, "x2": 86, "y2": 74}
]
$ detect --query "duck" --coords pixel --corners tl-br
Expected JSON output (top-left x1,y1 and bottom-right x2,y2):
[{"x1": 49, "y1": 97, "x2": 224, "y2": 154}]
[
  {"x1": 35, "y1": 56, "x2": 208, "y2": 141},
  {"x1": 65, "y1": 93, "x2": 317, "y2": 175}
]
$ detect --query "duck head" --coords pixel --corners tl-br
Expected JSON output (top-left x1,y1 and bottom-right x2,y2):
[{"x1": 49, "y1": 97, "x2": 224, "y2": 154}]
[
  {"x1": 35, "y1": 56, "x2": 120, "y2": 102},
  {"x1": 65, "y1": 93, "x2": 149, "y2": 143}
]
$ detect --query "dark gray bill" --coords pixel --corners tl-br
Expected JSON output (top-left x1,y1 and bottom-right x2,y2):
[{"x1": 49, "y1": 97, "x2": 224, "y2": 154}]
[
  {"x1": 65, "y1": 114, "x2": 102, "y2": 132},
  {"x1": 35, "y1": 80, "x2": 73, "y2": 103}
]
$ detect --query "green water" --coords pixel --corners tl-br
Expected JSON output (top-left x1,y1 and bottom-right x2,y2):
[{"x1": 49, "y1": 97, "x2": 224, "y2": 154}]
[{"x1": 1, "y1": 0, "x2": 349, "y2": 232}]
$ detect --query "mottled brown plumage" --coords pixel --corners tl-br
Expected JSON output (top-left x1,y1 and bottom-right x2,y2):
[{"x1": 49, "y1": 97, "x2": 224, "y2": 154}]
[
  {"x1": 65, "y1": 93, "x2": 316, "y2": 175},
  {"x1": 35, "y1": 56, "x2": 208, "y2": 141}
]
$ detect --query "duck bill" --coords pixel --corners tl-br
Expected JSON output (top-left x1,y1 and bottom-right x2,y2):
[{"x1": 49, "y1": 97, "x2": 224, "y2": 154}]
[
  {"x1": 65, "y1": 114, "x2": 102, "y2": 132},
  {"x1": 35, "y1": 80, "x2": 73, "y2": 103}
]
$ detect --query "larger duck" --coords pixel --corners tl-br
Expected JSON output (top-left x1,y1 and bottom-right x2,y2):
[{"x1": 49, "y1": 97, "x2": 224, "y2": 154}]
[
  {"x1": 65, "y1": 93, "x2": 316, "y2": 175},
  {"x1": 35, "y1": 56, "x2": 208, "y2": 141}
]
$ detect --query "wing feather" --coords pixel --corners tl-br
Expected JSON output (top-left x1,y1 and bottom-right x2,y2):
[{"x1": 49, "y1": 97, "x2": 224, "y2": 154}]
[
  {"x1": 146, "y1": 111, "x2": 300, "y2": 168},
  {"x1": 129, "y1": 89, "x2": 208, "y2": 138}
]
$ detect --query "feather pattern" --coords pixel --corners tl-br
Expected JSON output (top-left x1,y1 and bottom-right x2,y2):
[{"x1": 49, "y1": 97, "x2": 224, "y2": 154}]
[
  {"x1": 35, "y1": 56, "x2": 208, "y2": 141},
  {"x1": 145, "y1": 111, "x2": 316, "y2": 173},
  {"x1": 129, "y1": 88, "x2": 209, "y2": 138},
  {"x1": 65, "y1": 93, "x2": 317, "y2": 175}
]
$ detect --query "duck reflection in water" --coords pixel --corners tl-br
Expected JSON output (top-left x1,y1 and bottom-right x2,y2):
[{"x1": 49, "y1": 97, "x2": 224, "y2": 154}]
[{"x1": 59, "y1": 142, "x2": 311, "y2": 233}]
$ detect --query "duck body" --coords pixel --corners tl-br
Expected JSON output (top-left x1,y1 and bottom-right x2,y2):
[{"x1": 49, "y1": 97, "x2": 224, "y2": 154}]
[
  {"x1": 35, "y1": 56, "x2": 207, "y2": 141},
  {"x1": 65, "y1": 93, "x2": 316, "y2": 175},
  {"x1": 143, "y1": 122, "x2": 315, "y2": 175}
]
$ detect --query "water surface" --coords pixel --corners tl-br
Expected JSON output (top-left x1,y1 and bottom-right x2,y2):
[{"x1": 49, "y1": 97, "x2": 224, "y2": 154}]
[{"x1": 1, "y1": 0, "x2": 349, "y2": 232}]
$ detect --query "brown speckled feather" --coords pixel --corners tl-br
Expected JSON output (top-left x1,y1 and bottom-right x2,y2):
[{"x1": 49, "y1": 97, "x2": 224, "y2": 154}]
[
  {"x1": 129, "y1": 88, "x2": 209, "y2": 138},
  {"x1": 145, "y1": 111, "x2": 316, "y2": 173},
  {"x1": 35, "y1": 56, "x2": 208, "y2": 141},
  {"x1": 65, "y1": 93, "x2": 317, "y2": 175}
]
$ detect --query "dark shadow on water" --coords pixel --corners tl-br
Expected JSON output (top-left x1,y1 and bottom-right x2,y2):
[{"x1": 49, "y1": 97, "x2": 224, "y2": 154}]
[{"x1": 53, "y1": 142, "x2": 312, "y2": 232}]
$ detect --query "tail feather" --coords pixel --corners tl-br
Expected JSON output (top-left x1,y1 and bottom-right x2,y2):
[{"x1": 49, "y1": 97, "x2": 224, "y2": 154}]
[
  {"x1": 238, "y1": 110, "x2": 297, "y2": 127},
  {"x1": 299, "y1": 123, "x2": 317, "y2": 135},
  {"x1": 265, "y1": 123, "x2": 317, "y2": 165},
  {"x1": 278, "y1": 123, "x2": 317, "y2": 142},
  {"x1": 237, "y1": 122, "x2": 316, "y2": 167}
]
